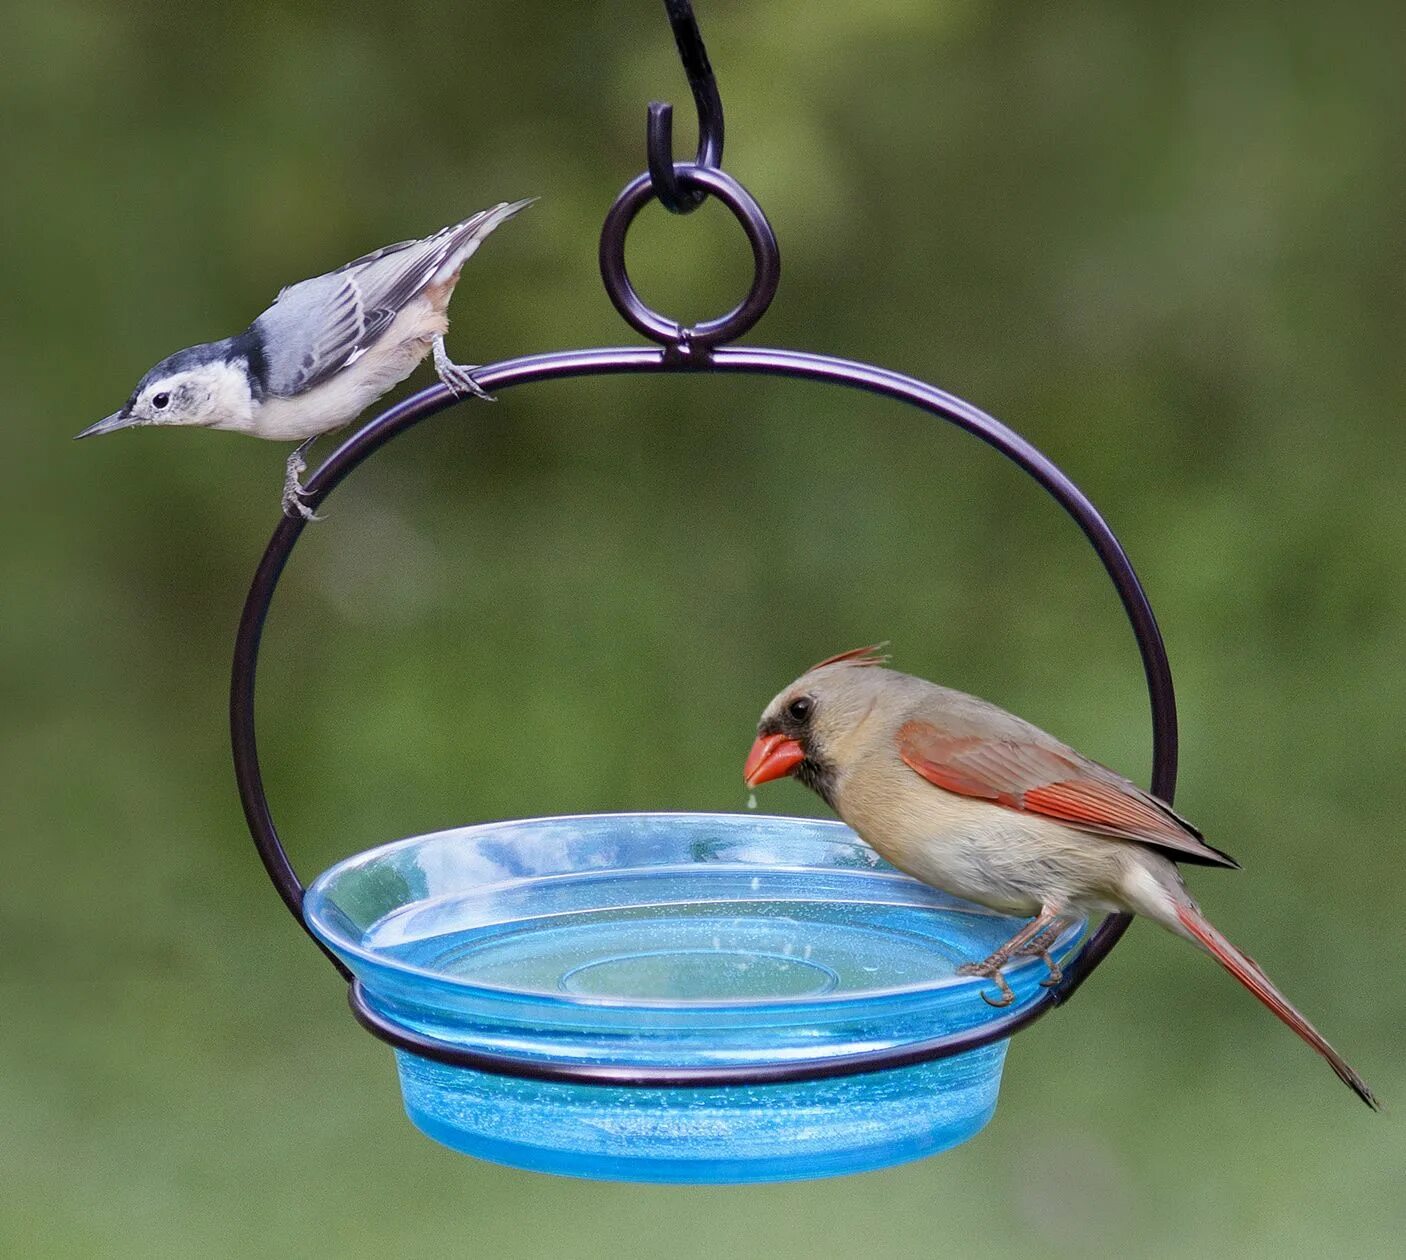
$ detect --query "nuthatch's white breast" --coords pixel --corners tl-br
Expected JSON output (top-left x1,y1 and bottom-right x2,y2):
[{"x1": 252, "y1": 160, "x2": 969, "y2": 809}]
[{"x1": 78, "y1": 199, "x2": 534, "y2": 518}]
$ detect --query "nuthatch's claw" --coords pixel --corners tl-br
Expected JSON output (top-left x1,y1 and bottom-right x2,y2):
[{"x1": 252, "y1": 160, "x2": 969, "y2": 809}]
[
  {"x1": 281, "y1": 490, "x2": 322, "y2": 522},
  {"x1": 281, "y1": 444, "x2": 324, "y2": 522},
  {"x1": 433, "y1": 335, "x2": 495, "y2": 401},
  {"x1": 440, "y1": 364, "x2": 496, "y2": 401}
]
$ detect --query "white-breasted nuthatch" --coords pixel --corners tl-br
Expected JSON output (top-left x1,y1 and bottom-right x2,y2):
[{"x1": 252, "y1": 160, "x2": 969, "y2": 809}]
[{"x1": 77, "y1": 199, "x2": 534, "y2": 518}]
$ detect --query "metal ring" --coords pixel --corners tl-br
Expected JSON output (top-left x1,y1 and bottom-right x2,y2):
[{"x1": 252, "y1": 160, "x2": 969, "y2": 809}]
[
  {"x1": 231, "y1": 344, "x2": 1177, "y2": 1075},
  {"x1": 598, "y1": 167, "x2": 780, "y2": 351}
]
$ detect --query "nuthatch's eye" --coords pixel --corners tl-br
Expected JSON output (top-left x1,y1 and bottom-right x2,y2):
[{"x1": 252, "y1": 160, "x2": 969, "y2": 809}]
[
  {"x1": 152, "y1": 392, "x2": 170, "y2": 410},
  {"x1": 786, "y1": 696, "x2": 813, "y2": 724}
]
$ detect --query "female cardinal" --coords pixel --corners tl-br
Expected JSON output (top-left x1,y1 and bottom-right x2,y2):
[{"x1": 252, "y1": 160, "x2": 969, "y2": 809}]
[{"x1": 744, "y1": 646, "x2": 1377, "y2": 1108}]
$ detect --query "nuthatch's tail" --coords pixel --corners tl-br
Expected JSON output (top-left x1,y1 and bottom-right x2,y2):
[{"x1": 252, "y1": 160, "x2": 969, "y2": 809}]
[
  {"x1": 1171, "y1": 902, "x2": 1379, "y2": 1111},
  {"x1": 436, "y1": 198, "x2": 537, "y2": 279}
]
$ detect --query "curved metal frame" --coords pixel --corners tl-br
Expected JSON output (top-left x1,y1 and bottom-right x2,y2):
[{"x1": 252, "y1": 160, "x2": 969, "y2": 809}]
[
  {"x1": 231, "y1": 342, "x2": 1177, "y2": 1084},
  {"x1": 230, "y1": 0, "x2": 1178, "y2": 1088}
]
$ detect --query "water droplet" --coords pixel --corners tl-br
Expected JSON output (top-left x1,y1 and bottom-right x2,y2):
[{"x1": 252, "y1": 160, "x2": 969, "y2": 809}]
[{"x1": 746, "y1": 792, "x2": 758, "y2": 811}]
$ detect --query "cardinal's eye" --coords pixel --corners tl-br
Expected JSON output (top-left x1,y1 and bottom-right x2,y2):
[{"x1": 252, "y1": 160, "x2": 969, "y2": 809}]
[
  {"x1": 786, "y1": 696, "x2": 813, "y2": 724},
  {"x1": 152, "y1": 392, "x2": 170, "y2": 410}
]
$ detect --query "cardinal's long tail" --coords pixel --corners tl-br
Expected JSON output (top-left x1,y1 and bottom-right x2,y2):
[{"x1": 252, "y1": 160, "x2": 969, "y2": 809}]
[{"x1": 1170, "y1": 902, "x2": 1378, "y2": 1110}]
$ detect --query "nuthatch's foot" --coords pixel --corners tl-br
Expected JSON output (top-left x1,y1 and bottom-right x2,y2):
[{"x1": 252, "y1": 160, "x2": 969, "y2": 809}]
[
  {"x1": 957, "y1": 958, "x2": 1016, "y2": 1008},
  {"x1": 433, "y1": 334, "x2": 495, "y2": 401},
  {"x1": 281, "y1": 440, "x2": 322, "y2": 522}
]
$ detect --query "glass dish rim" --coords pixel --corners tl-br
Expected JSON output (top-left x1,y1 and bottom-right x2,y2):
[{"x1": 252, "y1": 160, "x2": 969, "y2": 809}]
[{"x1": 303, "y1": 810, "x2": 1086, "y2": 1013}]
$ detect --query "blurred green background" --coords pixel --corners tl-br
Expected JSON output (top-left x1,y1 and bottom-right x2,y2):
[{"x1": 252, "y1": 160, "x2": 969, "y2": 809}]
[{"x1": 4, "y1": 0, "x2": 1403, "y2": 1254}]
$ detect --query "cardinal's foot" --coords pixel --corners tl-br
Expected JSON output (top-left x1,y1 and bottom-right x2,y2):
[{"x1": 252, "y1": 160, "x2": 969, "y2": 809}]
[
  {"x1": 956, "y1": 958, "x2": 1015, "y2": 1008},
  {"x1": 1015, "y1": 919, "x2": 1068, "y2": 987}
]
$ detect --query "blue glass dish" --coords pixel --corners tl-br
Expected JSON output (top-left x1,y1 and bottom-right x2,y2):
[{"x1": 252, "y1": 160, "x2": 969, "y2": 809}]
[{"x1": 304, "y1": 812, "x2": 1082, "y2": 1183}]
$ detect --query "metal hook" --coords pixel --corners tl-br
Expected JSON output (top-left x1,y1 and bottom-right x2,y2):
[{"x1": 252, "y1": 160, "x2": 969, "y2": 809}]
[{"x1": 647, "y1": 0, "x2": 725, "y2": 213}]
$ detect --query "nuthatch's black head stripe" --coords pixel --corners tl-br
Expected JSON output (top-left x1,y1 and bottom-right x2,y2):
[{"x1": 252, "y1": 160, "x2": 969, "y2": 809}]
[{"x1": 229, "y1": 327, "x2": 269, "y2": 401}]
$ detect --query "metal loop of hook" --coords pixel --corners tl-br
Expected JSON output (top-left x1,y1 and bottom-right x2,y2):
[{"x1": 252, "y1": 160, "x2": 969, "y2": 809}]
[
  {"x1": 599, "y1": 166, "x2": 780, "y2": 354},
  {"x1": 647, "y1": 0, "x2": 724, "y2": 213}
]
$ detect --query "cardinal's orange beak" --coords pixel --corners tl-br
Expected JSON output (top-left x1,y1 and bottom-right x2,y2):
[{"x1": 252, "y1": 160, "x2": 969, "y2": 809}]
[{"x1": 744, "y1": 733, "x2": 805, "y2": 787}]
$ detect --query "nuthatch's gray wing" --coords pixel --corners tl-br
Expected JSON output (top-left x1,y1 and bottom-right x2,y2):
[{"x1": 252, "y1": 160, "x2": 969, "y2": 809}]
[{"x1": 255, "y1": 199, "x2": 533, "y2": 398}]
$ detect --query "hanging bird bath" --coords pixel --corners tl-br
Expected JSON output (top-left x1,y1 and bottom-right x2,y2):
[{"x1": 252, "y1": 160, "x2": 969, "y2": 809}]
[
  {"x1": 303, "y1": 813, "x2": 1084, "y2": 1181},
  {"x1": 229, "y1": 1, "x2": 1179, "y2": 1183}
]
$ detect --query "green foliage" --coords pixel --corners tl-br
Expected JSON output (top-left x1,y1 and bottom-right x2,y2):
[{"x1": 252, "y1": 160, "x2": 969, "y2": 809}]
[{"x1": 3, "y1": 0, "x2": 1403, "y2": 1254}]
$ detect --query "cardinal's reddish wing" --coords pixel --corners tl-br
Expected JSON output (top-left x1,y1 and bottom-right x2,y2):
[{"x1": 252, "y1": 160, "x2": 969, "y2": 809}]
[{"x1": 896, "y1": 719, "x2": 1238, "y2": 868}]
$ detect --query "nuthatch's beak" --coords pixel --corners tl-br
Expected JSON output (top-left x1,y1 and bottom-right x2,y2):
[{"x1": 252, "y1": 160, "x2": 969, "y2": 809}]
[
  {"x1": 74, "y1": 410, "x2": 139, "y2": 440},
  {"x1": 744, "y1": 733, "x2": 806, "y2": 787}
]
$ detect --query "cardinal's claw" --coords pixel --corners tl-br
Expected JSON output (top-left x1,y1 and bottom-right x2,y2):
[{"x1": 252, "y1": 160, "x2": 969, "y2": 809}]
[
  {"x1": 1036, "y1": 951, "x2": 1064, "y2": 987},
  {"x1": 957, "y1": 960, "x2": 1016, "y2": 1007},
  {"x1": 979, "y1": 977, "x2": 1016, "y2": 1007}
]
